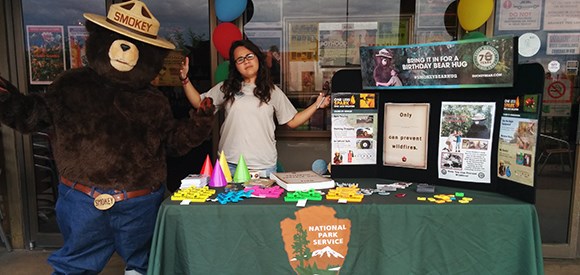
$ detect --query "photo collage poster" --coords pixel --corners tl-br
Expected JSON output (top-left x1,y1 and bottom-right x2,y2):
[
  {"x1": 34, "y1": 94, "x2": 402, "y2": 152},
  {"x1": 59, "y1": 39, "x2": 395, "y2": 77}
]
[
  {"x1": 383, "y1": 103, "x2": 430, "y2": 169},
  {"x1": 438, "y1": 101, "x2": 496, "y2": 183},
  {"x1": 497, "y1": 94, "x2": 541, "y2": 187},
  {"x1": 331, "y1": 93, "x2": 378, "y2": 165}
]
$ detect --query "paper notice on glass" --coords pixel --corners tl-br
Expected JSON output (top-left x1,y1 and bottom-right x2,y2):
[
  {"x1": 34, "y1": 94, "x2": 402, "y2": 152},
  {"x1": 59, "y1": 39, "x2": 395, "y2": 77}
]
[
  {"x1": 543, "y1": 0, "x2": 580, "y2": 31},
  {"x1": 546, "y1": 33, "x2": 580, "y2": 55},
  {"x1": 437, "y1": 101, "x2": 495, "y2": 183},
  {"x1": 67, "y1": 26, "x2": 89, "y2": 69},
  {"x1": 383, "y1": 103, "x2": 429, "y2": 169},
  {"x1": 497, "y1": 0, "x2": 542, "y2": 31},
  {"x1": 318, "y1": 22, "x2": 377, "y2": 67}
]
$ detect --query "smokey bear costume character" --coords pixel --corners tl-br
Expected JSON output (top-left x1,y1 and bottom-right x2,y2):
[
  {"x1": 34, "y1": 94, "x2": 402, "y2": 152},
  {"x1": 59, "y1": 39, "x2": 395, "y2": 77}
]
[
  {"x1": 0, "y1": 1, "x2": 214, "y2": 274},
  {"x1": 373, "y1": 48, "x2": 393, "y2": 86}
]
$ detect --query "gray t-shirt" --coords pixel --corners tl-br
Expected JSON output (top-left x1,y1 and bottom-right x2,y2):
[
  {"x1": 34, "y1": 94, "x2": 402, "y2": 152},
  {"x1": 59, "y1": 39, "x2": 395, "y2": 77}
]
[{"x1": 202, "y1": 82, "x2": 297, "y2": 169}]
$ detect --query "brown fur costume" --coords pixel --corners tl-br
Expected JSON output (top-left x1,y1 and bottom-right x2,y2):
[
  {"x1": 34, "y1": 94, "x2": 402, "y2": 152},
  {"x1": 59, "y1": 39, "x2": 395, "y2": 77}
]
[{"x1": 0, "y1": 20, "x2": 215, "y2": 191}]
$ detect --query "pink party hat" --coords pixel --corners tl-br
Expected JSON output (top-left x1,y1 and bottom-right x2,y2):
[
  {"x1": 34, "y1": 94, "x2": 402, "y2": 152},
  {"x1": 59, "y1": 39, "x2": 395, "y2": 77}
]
[
  {"x1": 232, "y1": 154, "x2": 251, "y2": 183},
  {"x1": 209, "y1": 159, "x2": 227, "y2": 187},
  {"x1": 219, "y1": 150, "x2": 232, "y2": 182},
  {"x1": 200, "y1": 154, "x2": 213, "y2": 177}
]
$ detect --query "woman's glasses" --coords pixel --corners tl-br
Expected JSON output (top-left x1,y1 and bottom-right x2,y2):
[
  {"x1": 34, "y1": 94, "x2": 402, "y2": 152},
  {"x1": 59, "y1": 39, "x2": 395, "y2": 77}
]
[{"x1": 235, "y1": 53, "x2": 256, "y2": 64}]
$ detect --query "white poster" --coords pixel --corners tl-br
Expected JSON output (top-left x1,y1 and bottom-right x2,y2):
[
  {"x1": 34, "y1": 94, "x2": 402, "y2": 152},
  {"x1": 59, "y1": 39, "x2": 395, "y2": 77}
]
[
  {"x1": 383, "y1": 103, "x2": 430, "y2": 169},
  {"x1": 498, "y1": 0, "x2": 542, "y2": 31},
  {"x1": 438, "y1": 102, "x2": 496, "y2": 183},
  {"x1": 331, "y1": 93, "x2": 378, "y2": 165},
  {"x1": 498, "y1": 117, "x2": 538, "y2": 187},
  {"x1": 543, "y1": 0, "x2": 580, "y2": 31}
]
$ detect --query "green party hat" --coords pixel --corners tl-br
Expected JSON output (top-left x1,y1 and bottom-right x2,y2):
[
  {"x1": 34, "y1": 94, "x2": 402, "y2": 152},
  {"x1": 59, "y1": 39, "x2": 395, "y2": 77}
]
[{"x1": 233, "y1": 154, "x2": 251, "y2": 183}]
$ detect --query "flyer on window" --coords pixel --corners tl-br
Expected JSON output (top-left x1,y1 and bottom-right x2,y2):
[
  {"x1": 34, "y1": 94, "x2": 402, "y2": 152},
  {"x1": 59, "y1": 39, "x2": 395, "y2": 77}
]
[
  {"x1": 331, "y1": 93, "x2": 378, "y2": 165},
  {"x1": 438, "y1": 101, "x2": 495, "y2": 183},
  {"x1": 67, "y1": 26, "x2": 89, "y2": 69},
  {"x1": 153, "y1": 50, "x2": 184, "y2": 87},
  {"x1": 318, "y1": 22, "x2": 378, "y2": 67},
  {"x1": 497, "y1": 94, "x2": 541, "y2": 187},
  {"x1": 383, "y1": 103, "x2": 430, "y2": 169},
  {"x1": 26, "y1": 25, "x2": 65, "y2": 85},
  {"x1": 497, "y1": 0, "x2": 542, "y2": 31},
  {"x1": 543, "y1": 0, "x2": 580, "y2": 31},
  {"x1": 415, "y1": 0, "x2": 456, "y2": 29}
]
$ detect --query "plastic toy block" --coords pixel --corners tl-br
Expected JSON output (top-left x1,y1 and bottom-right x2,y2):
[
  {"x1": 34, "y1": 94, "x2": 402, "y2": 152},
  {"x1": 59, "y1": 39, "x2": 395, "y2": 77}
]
[
  {"x1": 455, "y1": 192, "x2": 464, "y2": 197},
  {"x1": 284, "y1": 189, "x2": 322, "y2": 202},
  {"x1": 171, "y1": 186, "x2": 216, "y2": 202},
  {"x1": 171, "y1": 194, "x2": 185, "y2": 201},
  {"x1": 345, "y1": 193, "x2": 364, "y2": 202},
  {"x1": 326, "y1": 187, "x2": 364, "y2": 202},
  {"x1": 244, "y1": 186, "x2": 284, "y2": 198},
  {"x1": 215, "y1": 189, "x2": 255, "y2": 204}
]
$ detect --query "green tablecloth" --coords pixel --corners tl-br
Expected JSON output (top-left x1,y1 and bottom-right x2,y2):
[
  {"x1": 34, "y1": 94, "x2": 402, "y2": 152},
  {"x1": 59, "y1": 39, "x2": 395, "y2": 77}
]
[{"x1": 147, "y1": 179, "x2": 543, "y2": 275}]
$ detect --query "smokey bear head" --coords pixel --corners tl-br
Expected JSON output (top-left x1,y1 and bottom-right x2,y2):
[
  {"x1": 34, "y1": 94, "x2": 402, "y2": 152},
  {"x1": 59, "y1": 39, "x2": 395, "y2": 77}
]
[{"x1": 83, "y1": 0, "x2": 175, "y2": 89}]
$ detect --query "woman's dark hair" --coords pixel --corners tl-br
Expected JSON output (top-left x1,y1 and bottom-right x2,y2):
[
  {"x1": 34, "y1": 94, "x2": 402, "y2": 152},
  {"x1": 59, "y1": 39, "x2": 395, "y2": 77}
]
[{"x1": 221, "y1": 40, "x2": 274, "y2": 105}]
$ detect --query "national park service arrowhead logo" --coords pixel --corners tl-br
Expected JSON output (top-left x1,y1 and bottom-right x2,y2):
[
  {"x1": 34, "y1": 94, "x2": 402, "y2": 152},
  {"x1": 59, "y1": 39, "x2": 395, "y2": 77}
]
[{"x1": 280, "y1": 206, "x2": 351, "y2": 274}]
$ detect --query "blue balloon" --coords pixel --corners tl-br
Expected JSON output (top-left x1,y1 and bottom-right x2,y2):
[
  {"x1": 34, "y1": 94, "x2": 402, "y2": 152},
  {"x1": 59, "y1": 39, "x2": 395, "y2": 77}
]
[
  {"x1": 312, "y1": 159, "x2": 328, "y2": 175},
  {"x1": 215, "y1": 0, "x2": 247, "y2": 22}
]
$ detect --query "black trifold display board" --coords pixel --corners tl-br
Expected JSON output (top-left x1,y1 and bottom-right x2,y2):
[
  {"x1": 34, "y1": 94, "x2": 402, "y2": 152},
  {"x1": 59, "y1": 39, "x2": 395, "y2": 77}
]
[{"x1": 330, "y1": 63, "x2": 545, "y2": 203}]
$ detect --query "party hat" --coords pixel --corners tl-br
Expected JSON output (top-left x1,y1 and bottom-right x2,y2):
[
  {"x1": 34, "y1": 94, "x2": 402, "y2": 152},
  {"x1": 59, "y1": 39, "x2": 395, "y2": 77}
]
[
  {"x1": 219, "y1": 150, "x2": 232, "y2": 182},
  {"x1": 200, "y1": 154, "x2": 213, "y2": 177},
  {"x1": 232, "y1": 154, "x2": 251, "y2": 183},
  {"x1": 209, "y1": 159, "x2": 227, "y2": 187}
]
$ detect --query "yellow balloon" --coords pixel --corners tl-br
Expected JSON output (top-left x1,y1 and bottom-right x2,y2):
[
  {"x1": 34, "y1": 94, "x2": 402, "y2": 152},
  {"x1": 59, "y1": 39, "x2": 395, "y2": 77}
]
[{"x1": 457, "y1": 0, "x2": 494, "y2": 31}]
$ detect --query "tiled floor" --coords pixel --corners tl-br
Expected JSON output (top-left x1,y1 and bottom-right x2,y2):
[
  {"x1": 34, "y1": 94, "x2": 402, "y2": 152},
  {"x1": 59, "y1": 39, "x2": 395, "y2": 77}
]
[{"x1": 1, "y1": 246, "x2": 580, "y2": 274}]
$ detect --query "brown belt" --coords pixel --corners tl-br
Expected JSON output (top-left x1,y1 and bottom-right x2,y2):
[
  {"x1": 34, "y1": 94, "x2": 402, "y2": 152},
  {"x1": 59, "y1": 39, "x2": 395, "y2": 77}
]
[{"x1": 60, "y1": 176, "x2": 160, "y2": 202}]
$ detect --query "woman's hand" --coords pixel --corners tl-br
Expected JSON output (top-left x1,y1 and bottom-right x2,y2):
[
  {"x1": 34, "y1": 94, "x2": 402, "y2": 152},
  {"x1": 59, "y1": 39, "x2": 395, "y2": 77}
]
[
  {"x1": 180, "y1": 57, "x2": 190, "y2": 80},
  {"x1": 315, "y1": 92, "x2": 331, "y2": 109}
]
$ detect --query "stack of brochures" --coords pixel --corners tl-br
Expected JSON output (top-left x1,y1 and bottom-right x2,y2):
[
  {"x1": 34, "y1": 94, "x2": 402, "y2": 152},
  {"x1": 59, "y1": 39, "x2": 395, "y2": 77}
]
[{"x1": 180, "y1": 174, "x2": 209, "y2": 189}]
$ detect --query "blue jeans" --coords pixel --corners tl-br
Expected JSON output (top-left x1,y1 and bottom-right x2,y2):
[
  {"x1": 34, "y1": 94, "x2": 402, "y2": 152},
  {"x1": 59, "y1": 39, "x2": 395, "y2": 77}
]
[
  {"x1": 48, "y1": 182, "x2": 165, "y2": 275},
  {"x1": 228, "y1": 163, "x2": 277, "y2": 178}
]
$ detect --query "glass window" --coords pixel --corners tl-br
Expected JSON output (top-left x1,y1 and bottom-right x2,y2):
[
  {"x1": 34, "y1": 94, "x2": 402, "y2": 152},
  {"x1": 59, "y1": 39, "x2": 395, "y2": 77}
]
[{"x1": 244, "y1": 0, "x2": 430, "y2": 131}]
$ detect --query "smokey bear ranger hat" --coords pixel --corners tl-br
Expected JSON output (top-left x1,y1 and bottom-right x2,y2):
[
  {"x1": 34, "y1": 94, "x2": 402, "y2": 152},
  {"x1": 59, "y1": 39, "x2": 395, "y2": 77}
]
[
  {"x1": 375, "y1": 48, "x2": 393, "y2": 58},
  {"x1": 83, "y1": 0, "x2": 175, "y2": 49}
]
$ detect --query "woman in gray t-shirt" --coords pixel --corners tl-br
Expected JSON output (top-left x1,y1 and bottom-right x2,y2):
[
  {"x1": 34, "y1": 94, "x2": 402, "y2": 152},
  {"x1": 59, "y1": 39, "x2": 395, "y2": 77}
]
[{"x1": 180, "y1": 40, "x2": 330, "y2": 176}]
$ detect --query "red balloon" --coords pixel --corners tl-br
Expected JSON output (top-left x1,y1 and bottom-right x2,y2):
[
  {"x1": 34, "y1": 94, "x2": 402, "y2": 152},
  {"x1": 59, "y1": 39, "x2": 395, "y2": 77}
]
[{"x1": 212, "y1": 23, "x2": 242, "y2": 60}]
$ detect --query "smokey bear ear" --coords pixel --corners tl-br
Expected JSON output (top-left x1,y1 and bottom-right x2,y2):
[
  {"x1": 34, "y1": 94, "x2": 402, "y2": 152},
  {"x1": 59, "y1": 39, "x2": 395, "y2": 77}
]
[{"x1": 197, "y1": 97, "x2": 215, "y2": 115}]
